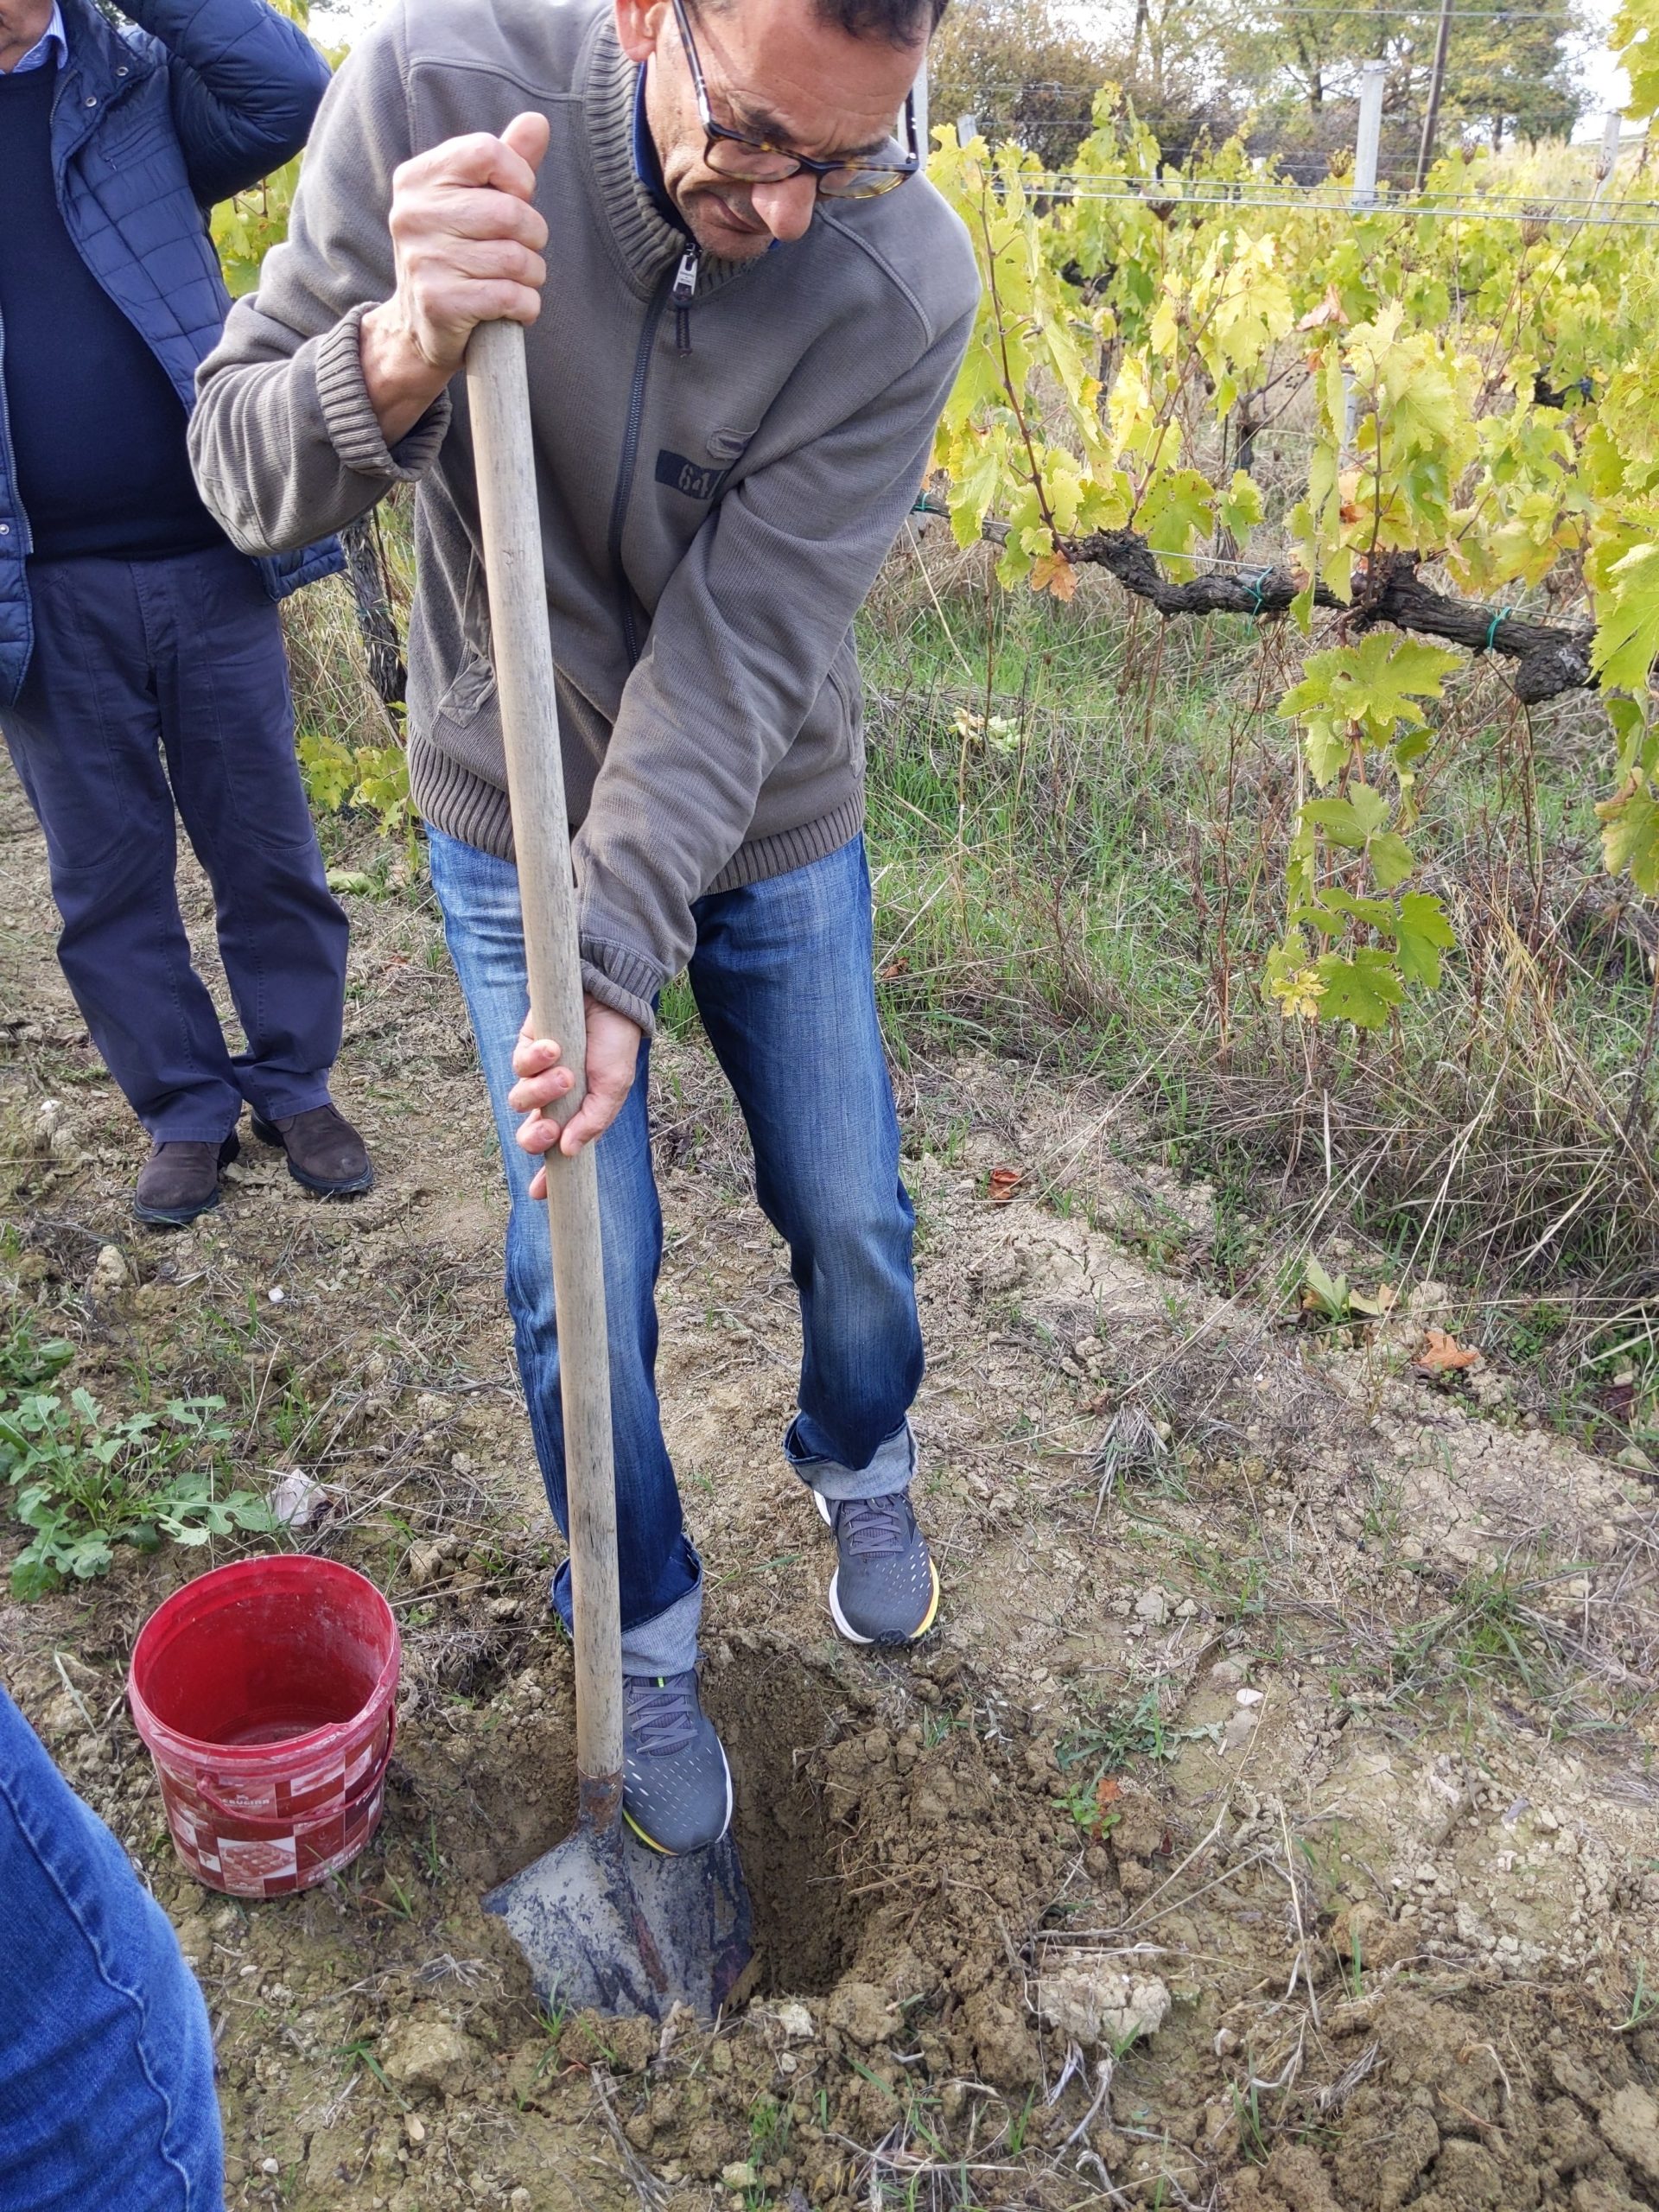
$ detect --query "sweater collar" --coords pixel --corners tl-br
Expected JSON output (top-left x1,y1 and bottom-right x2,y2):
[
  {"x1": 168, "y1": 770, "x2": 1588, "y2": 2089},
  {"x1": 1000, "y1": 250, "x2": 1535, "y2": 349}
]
[
  {"x1": 631, "y1": 63, "x2": 690, "y2": 238},
  {"x1": 579, "y1": 16, "x2": 760, "y2": 302}
]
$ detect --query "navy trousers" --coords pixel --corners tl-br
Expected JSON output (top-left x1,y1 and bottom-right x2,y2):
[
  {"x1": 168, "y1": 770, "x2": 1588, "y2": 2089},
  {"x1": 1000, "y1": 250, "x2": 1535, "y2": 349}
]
[{"x1": 1, "y1": 547, "x2": 347, "y2": 1143}]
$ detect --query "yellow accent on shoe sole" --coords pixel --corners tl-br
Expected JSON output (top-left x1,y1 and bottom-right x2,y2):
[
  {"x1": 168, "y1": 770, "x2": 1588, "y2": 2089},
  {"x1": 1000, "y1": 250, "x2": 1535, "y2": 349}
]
[
  {"x1": 914, "y1": 1559, "x2": 942, "y2": 1637},
  {"x1": 622, "y1": 1807, "x2": 677, "y2": 1856},
  {"x1": 620, "y1": 1749, "x2": 734, "y2": 1857},
  {"x1": 828, "y1": 1556, "x2": 941, "y2": 1645}
]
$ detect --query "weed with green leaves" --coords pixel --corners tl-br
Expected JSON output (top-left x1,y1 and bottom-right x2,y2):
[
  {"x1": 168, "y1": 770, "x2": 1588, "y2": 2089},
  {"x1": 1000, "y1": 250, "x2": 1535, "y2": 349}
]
[{"x1": 0, "y1": 1379, "x2": 276, "y2": 1599}]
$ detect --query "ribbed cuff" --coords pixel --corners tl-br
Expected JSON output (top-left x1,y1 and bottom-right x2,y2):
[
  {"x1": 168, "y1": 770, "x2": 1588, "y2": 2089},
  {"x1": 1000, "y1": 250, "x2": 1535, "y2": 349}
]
[
  {"x1": 580, "y1": 937, "x2": 663, "y2": 1037},
  {"x1": 315, "y1": 306, "x2": 451, "y2": 481},
  {"x1": 704, "y1": 796, "x2": 865, "y2": 895},
  {"x1": 408, "y1": 731, "x2": 514, "y2": 861}
]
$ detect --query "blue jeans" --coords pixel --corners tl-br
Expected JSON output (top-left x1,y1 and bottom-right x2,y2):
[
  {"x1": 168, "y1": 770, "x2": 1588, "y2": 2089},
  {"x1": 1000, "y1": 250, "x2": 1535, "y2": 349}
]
[
  {"x1": 0, "y1": 547, "x2": 347, "y2": 1143},
  {"x1": 0, "y1": 1688, "x2": 222, "y2": 2211},
  {"x1": 428, "y1": 830, "x2": 925, "y2": 1675}
]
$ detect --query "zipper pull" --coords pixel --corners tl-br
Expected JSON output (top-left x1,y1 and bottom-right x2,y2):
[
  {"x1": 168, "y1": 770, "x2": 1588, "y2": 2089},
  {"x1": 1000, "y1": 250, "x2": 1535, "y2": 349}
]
[{"x1": 671, "y1": 248, "x2": 700, "y2": 355}]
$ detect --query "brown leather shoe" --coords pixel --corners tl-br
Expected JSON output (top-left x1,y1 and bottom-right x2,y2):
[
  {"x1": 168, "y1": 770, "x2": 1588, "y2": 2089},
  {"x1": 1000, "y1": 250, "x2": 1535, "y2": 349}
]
[
  {"x1": 134, "y1": 1133, "x2": 240, "y2": 1228},
  {"x1": 251, "y1": 1103, "x2": 374, "y2": 1198}
]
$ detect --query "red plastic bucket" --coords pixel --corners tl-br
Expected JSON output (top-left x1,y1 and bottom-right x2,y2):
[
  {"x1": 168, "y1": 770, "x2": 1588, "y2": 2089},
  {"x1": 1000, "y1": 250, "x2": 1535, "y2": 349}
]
[{"x1": 128, "y1": 1555, "x2": 400, "y2": 1898}]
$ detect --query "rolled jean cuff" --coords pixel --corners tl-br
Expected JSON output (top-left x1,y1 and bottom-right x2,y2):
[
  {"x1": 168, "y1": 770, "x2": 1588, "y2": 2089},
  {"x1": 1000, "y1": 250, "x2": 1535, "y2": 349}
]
[
  {"x1": 550, "y1": 1554, "x2": 703, "y2": 1679},
  {"x1": 785, "y1": 1416, "x2": 915, "y2": 1503}
]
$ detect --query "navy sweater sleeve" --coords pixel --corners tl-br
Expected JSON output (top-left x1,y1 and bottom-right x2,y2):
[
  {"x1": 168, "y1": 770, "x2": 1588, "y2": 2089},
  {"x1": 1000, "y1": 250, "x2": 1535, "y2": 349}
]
[{"x1": 122, "y1": 0, "x2": 332, "y2": 207}]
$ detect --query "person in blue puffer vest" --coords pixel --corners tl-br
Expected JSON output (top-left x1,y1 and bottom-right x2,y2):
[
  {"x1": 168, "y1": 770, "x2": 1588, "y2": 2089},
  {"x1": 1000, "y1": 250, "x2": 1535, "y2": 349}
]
[{"x1": 0, "y1": 0, "x2": 376, "y2": 1226}]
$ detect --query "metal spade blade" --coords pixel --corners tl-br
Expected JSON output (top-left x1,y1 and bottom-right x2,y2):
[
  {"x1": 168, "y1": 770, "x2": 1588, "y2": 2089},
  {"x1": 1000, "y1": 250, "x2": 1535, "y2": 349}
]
[{"x1": 484, "y1": 1812, "x2": 753, "y2": 2023}]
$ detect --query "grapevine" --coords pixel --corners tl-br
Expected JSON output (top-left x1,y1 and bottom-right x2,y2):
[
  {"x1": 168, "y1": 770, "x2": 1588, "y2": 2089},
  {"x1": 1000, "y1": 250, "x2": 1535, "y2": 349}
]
[{"x1": 928, "y1": 0, "x2": 1659, "y2": 1031}]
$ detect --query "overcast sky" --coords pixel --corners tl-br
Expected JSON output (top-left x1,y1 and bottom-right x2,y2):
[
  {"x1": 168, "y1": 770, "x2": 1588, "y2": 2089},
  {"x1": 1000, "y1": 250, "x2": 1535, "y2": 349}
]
[{"x1": 1577, "y1": 0, "x2": 1628, "y2": 124}]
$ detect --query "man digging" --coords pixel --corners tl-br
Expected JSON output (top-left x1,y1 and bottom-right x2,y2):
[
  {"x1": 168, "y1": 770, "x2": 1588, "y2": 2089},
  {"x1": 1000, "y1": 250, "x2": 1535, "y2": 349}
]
[{"x1": 193, "y1": 0, "x2": 978, "y2": 1855}]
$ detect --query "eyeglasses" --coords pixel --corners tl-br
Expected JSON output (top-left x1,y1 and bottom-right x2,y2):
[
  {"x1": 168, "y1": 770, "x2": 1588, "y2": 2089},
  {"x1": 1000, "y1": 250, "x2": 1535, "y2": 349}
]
[{"x1": 670, "y1": 0, "x2": 920, "y2": 200}]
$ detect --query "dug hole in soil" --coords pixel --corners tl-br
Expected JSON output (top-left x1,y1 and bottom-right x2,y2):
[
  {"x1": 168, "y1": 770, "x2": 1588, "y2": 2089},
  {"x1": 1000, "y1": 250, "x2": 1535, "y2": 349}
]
[{"x1": 7, "y1": 752, "x2": 1659, "y2": 2211}]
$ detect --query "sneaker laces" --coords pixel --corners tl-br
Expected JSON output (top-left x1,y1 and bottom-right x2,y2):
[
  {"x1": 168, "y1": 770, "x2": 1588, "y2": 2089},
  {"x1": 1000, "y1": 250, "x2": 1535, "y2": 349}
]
[
  {"x1": 834, "y1": 1491, "x2": 915, "y2": 1560},
  {"x1": 625, "y1": 1670, "x2": 701, "y2": 1758}
]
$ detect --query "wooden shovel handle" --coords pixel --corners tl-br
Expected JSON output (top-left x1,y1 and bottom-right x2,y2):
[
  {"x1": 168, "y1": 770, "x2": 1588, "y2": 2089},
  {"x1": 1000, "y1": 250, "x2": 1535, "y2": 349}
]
[{"x1": 464, "y1": 318, "x2": 624, "y2": 1807}]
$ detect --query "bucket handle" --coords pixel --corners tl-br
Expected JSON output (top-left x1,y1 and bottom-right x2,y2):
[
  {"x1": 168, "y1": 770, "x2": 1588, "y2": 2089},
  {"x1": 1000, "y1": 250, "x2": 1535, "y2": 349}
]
[{"x1": 175, "y1": 1707, "x2": 397, "y2": 1829}]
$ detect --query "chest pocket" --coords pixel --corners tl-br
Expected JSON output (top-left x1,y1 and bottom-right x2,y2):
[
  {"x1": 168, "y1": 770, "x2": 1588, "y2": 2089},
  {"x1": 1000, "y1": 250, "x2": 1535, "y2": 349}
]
[{"x1": 95, "y1": 84, "x2": 176, "y2": 170}]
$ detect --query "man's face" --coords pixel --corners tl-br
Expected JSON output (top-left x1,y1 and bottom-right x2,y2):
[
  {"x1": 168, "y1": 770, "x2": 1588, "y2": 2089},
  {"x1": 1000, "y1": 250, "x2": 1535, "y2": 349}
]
[
  {"x1": 616, "y1": 0, "x2": 921, "y2": 260},
  {"x1": 0, "y1": 0, "x2": 55, "y2": 71}
]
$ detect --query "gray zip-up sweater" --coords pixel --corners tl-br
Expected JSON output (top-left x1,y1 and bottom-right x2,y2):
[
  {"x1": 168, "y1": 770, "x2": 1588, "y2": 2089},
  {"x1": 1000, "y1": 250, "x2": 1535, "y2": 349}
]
[{"x1": 189, "y1": 0, "x2": 978, "y2": 1031}]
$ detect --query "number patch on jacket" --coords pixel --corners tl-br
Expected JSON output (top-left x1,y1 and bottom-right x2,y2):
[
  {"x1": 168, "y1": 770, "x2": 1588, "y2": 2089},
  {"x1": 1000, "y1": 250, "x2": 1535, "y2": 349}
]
[{"x1": 654, "y1": 450, "x2": 731, "y2": 502}]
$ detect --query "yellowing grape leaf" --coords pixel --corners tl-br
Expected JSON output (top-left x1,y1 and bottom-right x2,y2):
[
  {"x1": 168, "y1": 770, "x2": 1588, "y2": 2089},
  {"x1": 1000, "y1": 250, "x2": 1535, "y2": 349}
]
[
  {"x1": 1614, "y1": 0, "x2": 1659, "y2": 121},
  {"x1": 1598, "y1": 781, "x2": 1659, "y2": 894},
  {"x1": 1218, "y1": 469, "x2": 1264, "y2": 538},
  {"x1": 1140, "y1": 469, "x2": 1214, "y2": 556},
  {"x1": 1030, "y1": 551, "x2": 1077, "y2": 601},
  {"x1": 1298, "y1": 284, "x2": 1348, "y2": 332},
  {"x1": 1332, "y1": 636, "x2": 1461, "y2": 738},
  {"x1": 1592, "y1": 542, "x2": 1659, "y2": 693}
]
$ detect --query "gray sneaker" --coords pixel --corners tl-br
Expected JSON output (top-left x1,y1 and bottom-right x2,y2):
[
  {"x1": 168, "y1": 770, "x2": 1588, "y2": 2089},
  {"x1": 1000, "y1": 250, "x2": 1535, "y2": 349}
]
[
  {"x1": 813, "y1": 1489, "x2": 941, "y2": 1645},
  {"x1": 622, "y1": 1669, "x2": 733, "y2": 1856}
]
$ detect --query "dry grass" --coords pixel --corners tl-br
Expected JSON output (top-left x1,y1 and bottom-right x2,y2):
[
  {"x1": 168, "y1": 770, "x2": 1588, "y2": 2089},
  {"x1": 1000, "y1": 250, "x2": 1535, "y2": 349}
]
[
  {"x1": 857, "y1": 527, "x2": 1659, "y2": 1423},
  {"x1": 276, "y1": 500, "x2": 1659, "y2": 1429}
]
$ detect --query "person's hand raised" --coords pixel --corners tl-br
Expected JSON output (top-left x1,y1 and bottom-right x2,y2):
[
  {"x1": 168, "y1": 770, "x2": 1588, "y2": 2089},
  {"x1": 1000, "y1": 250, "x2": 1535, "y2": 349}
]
[{"x1": 361, "y1": 110, "x2": 550, "y2": 443}]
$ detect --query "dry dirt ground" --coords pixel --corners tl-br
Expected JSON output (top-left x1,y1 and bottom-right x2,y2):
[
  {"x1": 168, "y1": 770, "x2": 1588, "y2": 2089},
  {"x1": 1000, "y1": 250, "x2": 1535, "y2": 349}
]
[{"x1": 8, "y1": 748, "x2": 1659, "y2": 2212}]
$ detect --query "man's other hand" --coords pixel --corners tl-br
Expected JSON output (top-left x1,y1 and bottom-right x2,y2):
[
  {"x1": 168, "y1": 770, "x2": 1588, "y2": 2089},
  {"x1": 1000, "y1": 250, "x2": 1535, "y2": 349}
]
[
  {"x1": 360, "y1": 111, "x2": 550, "y2": 444},
  {"x1": 509, "y1": 997, "x2": 643, "y2": 1188}
]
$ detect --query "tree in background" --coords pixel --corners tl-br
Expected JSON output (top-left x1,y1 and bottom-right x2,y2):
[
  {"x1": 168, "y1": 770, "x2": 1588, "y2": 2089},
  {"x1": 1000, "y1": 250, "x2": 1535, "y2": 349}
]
[
  {"x1": 1205, "y1": 0, "x2": 1590, "y2": 162},
  {"x1": 928, "y1": 0, "x2": 1124, "y2": 162},
  {"x1": 1438, "y1": 0, "x2": 1593, "y2": 148},
  {"x1": 932, "y1": 0, "x2": 1591, "y2": 173}
]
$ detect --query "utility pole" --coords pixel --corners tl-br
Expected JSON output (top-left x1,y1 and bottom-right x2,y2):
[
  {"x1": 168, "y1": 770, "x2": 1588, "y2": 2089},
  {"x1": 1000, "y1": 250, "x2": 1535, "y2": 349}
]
[{"x1": 1414, "y1": 0, "x2": 1454, "y2": 191}]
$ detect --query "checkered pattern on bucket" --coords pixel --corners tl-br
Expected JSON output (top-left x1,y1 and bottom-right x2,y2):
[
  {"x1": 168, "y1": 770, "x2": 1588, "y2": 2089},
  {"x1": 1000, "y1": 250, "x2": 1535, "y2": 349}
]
[{"x1": 154, "y1": 1709, "x2": 394, "y2": 1898}]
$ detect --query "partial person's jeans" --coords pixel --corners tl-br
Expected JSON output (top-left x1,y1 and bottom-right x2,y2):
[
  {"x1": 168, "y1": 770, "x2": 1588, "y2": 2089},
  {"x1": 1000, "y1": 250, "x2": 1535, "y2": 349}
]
[
  {"x1": 0, "y1": 1687, "x2": 223, "y2": 2211},
  {"x1": 428, "y1": 829, "x2": 925, "y2": 1675}
]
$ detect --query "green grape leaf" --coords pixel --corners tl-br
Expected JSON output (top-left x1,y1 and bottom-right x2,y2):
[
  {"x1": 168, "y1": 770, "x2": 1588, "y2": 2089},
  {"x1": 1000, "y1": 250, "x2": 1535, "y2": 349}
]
[
  {"x1": 1394, "y1": 891, "x2": 1456, "y2": 986},
  {"x1": 1313, "y1": 948, "x2": 1405, "y2": 1028},
  {"x1": 1139, "y1": 469, "x2": 1215, "y2": 556},
  {"x1": 1302, "y1": 786, "x2": 1391, "y2": 846},
  {"x1": 1367, "y1": 830, "x2": 1417, "y2": 889},
  {"x1": 1306, "y1": 887, "x2": 1395, "y2": 928}
]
